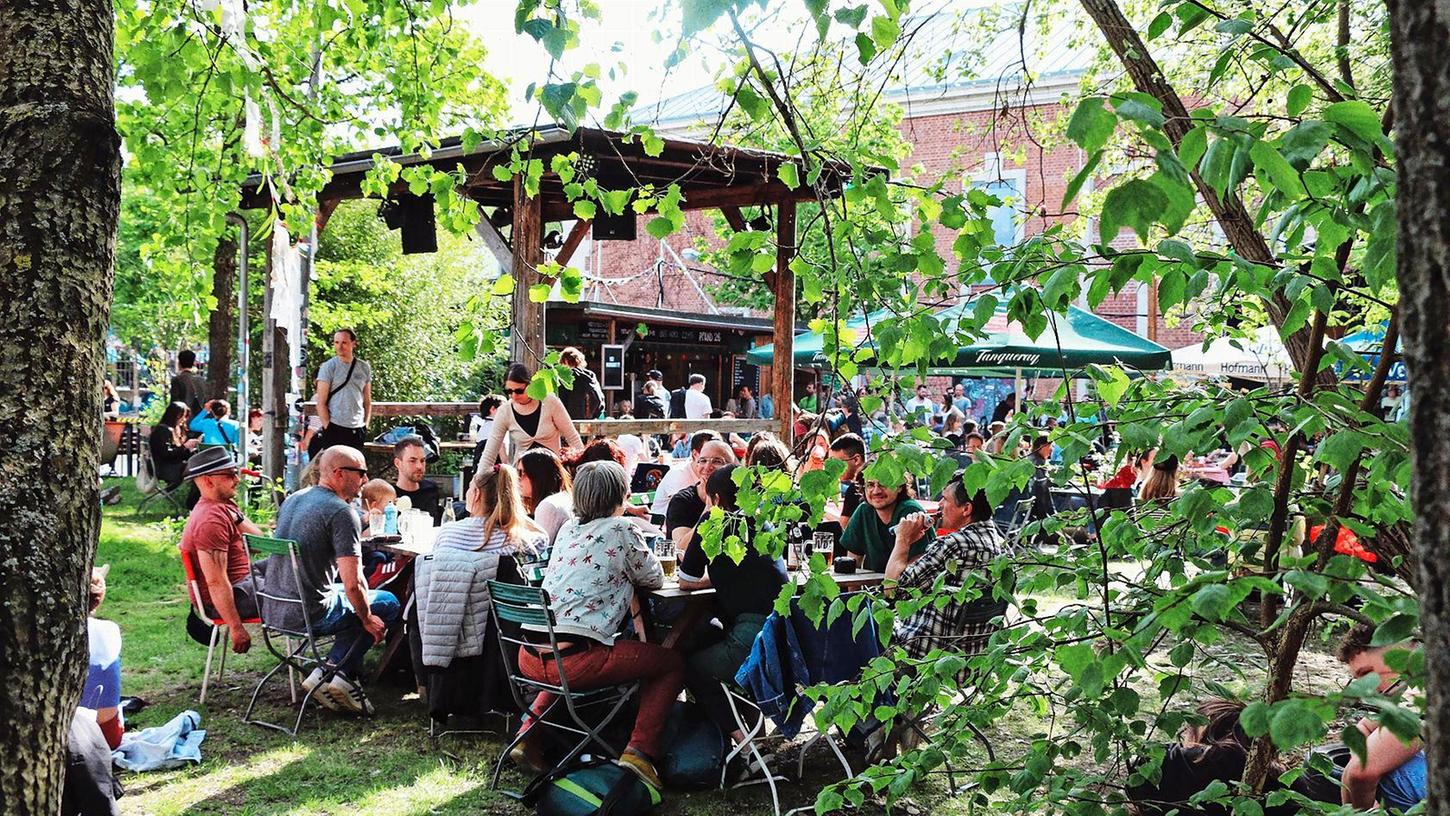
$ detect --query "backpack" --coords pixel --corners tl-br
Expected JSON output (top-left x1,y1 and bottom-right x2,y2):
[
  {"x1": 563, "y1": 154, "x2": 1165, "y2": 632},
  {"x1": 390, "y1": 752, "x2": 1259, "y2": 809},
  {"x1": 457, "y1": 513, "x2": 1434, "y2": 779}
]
[
  {"x1": 669, "y1": 387, "x2": 687, "y2": 419},
  {"x1": 659, "y1": 700, "x2": 727, "y2": 790},
  {"x1": 524, "y1": 756, "x2": 660, "y2": 816}
]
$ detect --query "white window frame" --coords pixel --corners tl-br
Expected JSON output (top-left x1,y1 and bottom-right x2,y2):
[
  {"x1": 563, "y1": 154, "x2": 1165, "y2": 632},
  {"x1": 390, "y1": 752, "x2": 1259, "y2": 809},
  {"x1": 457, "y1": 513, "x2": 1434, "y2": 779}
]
[{"x1": 967, "y1": 152, "x2": 1028, "y2": 246}]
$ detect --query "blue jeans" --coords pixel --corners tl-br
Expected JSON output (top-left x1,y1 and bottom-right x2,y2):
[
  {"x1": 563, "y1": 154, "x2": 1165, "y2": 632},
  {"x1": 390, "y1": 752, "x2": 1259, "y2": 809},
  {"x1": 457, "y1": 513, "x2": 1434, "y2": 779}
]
[{"x1": 313, "y1": 588, "x2": 400, "y2": 678}]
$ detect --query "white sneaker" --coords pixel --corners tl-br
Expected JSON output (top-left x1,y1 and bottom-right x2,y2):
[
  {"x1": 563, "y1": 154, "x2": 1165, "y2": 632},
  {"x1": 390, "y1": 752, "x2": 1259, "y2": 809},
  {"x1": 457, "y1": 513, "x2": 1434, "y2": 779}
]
[
  {"x1": 302, "y1": 667, "x2": 340, "y2": 711},
  {"x1": 322, "y1": 672, "x2": 373, "y2": 716}
]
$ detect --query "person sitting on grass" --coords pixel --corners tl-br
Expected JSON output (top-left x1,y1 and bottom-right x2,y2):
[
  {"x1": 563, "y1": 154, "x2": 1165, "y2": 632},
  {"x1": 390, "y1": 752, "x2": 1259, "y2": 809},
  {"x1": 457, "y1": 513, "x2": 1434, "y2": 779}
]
[
  {"x1": 80, "y1": 565, "x2": 125, "y2": 751},
  {"x1": 1333, "y1": 622, "x2": 1426, "y2": 811},
  {"x1": 678, "y1": 465, "x2": 789, "y2": 744},
  {"x1": 1126, "y1": 697, "x2": 1291, "y2": 816},
  {"x1": 511, "y1": 461, "x2": 680, "y2": 790},
  {"x1": 270, "y1": 446, "x2": 400, "y2": 715},
  {"x1": 886, "y1": 478, "x2": 1005, "y2": 662},
  {"x1": 178, "y1": 447, "x2": 264, "y2": 654},
  {"x1": 841, "y1": 474, "x2": 931, "y2": 572}
]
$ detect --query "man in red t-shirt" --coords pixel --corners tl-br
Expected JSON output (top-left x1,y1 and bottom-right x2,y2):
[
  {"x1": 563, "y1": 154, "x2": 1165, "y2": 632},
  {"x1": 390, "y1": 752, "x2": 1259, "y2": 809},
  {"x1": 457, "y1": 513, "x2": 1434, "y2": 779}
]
[{"x1": 179, "y1": 448, "x2": 263, "y2": 653}]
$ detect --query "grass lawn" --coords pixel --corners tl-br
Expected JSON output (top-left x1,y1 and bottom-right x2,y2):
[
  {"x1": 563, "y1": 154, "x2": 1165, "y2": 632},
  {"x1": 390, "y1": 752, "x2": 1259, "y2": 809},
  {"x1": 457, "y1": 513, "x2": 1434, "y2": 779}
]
[{"x1": 95, "y1": 477, "x2": 1347, "y2": 815}]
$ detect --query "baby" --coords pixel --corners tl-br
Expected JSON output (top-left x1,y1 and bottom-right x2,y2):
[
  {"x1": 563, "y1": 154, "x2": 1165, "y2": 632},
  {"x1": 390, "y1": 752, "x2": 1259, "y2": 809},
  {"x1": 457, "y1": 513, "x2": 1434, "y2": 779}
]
[{"x1": 359, "y1": 479, "x2": 396, "y2": 535}]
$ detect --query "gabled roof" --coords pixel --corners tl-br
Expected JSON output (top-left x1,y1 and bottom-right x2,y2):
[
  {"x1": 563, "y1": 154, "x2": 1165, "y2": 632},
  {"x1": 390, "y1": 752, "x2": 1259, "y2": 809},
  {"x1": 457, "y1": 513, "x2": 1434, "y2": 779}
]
[{"x1": 634, "y1": 5, "x2": 1094, "y2": 130}]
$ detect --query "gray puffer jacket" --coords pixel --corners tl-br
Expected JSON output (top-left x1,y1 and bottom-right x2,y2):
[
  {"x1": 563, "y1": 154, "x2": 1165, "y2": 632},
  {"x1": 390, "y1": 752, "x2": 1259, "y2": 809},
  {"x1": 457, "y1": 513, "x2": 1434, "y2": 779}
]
[{"x1": 415, "y1": 547, "x2": 505, "y2": 668}]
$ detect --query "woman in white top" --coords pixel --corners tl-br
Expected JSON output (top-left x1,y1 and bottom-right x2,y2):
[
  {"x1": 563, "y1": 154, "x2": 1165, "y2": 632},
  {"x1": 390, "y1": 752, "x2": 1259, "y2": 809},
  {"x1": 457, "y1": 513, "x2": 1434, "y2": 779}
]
[
  {"x1": 515, "y1": 448, "x2": 574, "y2": 548},
  {"x1": 478, "y1": 363, "x2": 585, "y2": 468},
  {"x1": 433, "y1": 461, "x2": 547, "y2": 557}
]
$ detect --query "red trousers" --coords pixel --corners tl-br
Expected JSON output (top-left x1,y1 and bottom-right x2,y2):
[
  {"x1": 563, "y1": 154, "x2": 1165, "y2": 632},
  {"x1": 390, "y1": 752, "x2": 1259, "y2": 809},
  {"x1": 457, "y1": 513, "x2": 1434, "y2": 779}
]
[{"x1": 518, "y1": 639, "x2": 684, "y2": 759}]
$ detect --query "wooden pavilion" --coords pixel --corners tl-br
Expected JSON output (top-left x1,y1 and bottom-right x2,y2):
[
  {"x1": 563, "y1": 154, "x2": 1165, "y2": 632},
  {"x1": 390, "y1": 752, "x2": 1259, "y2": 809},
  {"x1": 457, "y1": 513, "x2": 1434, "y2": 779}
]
[{"x1": 239, "y1": 125, "x2": 860, "y2": 481}]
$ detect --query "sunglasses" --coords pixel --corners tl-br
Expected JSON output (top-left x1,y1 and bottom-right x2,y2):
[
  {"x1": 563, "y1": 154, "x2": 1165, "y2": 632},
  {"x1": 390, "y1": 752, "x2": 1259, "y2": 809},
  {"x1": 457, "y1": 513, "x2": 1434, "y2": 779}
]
[
  {"x1": 504, "y1": 387, "x2": 528, "y2": 396},
  {"x1": 340, "y1": 466, "x2": 369, "y2": 477}
]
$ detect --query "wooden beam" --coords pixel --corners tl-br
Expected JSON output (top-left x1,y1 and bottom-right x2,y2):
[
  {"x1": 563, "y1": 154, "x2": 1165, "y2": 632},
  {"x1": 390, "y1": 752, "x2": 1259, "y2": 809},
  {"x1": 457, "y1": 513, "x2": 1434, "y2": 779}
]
[
  {"x1": 773, "y1": 200, "x2": 797, "y2": 444},
  {"x1": 473, "y1": 214, "x2": 513, "y2": 278},
  {"x1": 510, "y1": 175, "x2": 545, "y2": 365},
  {"x1": 721, "y1": 206, "x2": 749, "y2": 232},
  {"x1": 554, "y1": 219, "x2": 592, "y2": 267},
  {"x1": 301, "y1": 400, "x2": 479, "y2": 417},
  {"x1": 574, "y1": 418, "x2": 776, "y2": 437},
  {"x1": 316, "y1": 198, "x2": 342, "y2": 235}
]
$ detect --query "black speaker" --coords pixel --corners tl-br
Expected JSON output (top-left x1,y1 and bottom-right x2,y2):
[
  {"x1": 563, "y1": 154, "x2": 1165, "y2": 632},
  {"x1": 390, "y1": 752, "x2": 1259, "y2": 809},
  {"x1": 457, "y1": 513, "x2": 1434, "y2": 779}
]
[
  {"x1": 593, "y1": 208, "x2": 636, "y2": 241},
  {"x1": 379, "y1": 193, "x2": 437, "y2": 254}
]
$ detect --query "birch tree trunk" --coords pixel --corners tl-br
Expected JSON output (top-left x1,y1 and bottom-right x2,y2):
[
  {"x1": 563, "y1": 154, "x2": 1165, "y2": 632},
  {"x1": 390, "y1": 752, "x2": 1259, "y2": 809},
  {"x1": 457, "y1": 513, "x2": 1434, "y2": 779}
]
[
  {"x1": 0, "y1": 0, "x2": 120, "y2": 812},
  {"x1": 1390, "y1": 0, "x2": 1450, "y2": 809}
]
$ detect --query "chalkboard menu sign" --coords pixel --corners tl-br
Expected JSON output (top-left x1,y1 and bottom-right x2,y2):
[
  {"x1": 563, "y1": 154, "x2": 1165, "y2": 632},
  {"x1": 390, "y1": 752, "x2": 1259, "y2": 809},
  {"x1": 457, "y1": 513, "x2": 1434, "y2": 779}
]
[
  {"x1": 600, "y1": 344, "x2": 625, "y2": 391},
  {"x1": 731, "y1": 356, "x2": 760, "y2": 393}
]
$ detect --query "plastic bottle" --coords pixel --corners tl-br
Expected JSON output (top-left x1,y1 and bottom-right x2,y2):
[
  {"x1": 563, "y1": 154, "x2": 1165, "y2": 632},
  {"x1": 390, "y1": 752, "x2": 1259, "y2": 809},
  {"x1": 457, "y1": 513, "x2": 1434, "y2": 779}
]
[{"x1": 383, "y1": 502, "x2": 399, "y2": 535}]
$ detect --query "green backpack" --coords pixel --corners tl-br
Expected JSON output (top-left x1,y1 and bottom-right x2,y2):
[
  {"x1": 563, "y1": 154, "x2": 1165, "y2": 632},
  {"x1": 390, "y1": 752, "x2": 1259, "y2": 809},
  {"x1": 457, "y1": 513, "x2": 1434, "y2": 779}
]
[{"x1": 525, "y1": 757, "x2": 661, "y2": 816}]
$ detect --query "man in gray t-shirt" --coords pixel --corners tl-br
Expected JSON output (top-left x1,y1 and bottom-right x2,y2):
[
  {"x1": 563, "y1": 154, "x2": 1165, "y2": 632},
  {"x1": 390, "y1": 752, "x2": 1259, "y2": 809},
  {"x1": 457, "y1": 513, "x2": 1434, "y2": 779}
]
[
  {"x1": 313, "y1": 328, "x2": 373, "y2": 453},
  {"x1": 267, "y1": 446, "x2": 398, "y2": 713}
]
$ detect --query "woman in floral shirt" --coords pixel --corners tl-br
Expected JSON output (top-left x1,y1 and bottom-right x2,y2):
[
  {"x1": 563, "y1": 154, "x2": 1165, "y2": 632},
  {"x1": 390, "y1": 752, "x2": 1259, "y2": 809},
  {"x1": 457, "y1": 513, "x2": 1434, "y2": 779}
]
[{"x1": 514, "y1": 461, "x2": 680, "y2": 790}]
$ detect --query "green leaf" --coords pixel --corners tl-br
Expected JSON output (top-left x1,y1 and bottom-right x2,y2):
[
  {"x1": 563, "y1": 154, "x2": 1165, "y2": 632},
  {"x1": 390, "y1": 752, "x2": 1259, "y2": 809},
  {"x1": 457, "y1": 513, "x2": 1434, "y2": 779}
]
[
  {"x1": 1317, "y1": 429, "x2": 1367, "y2": 470},
  {"x1": 1114, "y1": 95, "x2": 1165, "y2": 128},
  {"x1": 853, "y1": 32, "x2": 876, "y2": 63},
  {"x1": 490, "y1": 274, "x2": 514, "y2": 296},
  {"x1": 1067, "y1": 97, "x2": 1116, "y2": 154},
  {"x1": 1179, "y1": 124, "x2": 1209, "y2": 170},
  {"x1": 1287, "y1": 84, "x2": 1313, "y2": 117},
  {"x1": 1269, "y1": 699, "x2": 1326, "y2": 748},
  {"x1": 1323, "y1": 100, "x2": 1385, "y2": 145},
  {"x1": 1249, "y1": 141, "x2": 1307, "y2": 196},
  {"x1": 645, "y1": 216, "x2": 675, "y2": 239},
  {"x1": 834, "y1": 4, "x2": 868, "y2": 27},
  {"x1": 528, "y1": 283, "x2": 552, "y2": 303},
  {"x1": 681, "y1": 0, "x2": 730, "y2": 36},
  {"x1": 1061, "y1": 151, "x2": 1101, "y2": 209},
  {"x1": 1191, "y1": 584, "x2": 1233, "y2": 621},
  {"x1": 1372, "y1": 613, "x2": 1418, "y2": 647},
  {"x1": 1096, "y1": 366, "x2": 1131, "y2": 408},
  {"x1": 1100, "y1": 178, "x2": 1169, "y2": 244},
  {"x1": 777, "y1": 162, "x2": 800, "y2": 190},
  {"x1": 870, "y1": 14, "x2": 900, "y2": 50},
  {"x1": 572, "y1": 199, "x2": 596, "y2": 220},
  {"x1": 1147, "y1": 11, "x2": 1173, "y2": 40}
]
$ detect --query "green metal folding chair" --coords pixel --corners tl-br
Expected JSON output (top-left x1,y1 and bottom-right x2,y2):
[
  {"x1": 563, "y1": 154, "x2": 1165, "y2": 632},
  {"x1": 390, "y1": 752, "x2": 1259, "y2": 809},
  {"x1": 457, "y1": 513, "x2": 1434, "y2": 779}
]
[
  {"x1": 486, "y1": 581, "x2": 638, "y2": 791},
  {"x1": 242, "y1": 534, "x2": 371, "y2": 736}
]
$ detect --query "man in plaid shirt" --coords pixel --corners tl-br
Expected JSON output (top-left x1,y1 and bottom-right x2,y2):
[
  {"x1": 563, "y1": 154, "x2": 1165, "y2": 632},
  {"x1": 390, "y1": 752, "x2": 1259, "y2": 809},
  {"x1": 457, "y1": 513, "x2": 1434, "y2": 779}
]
[{"x1": 886, "y1": 477, "x2": 1007, "y2": 661}]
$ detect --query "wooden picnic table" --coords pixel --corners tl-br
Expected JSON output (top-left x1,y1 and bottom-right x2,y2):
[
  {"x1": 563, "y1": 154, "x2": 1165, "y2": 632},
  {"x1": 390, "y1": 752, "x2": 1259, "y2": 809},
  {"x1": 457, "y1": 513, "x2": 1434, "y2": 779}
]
[{"x1": 650, "y1": 569, "x2": 888, "y2": 648}]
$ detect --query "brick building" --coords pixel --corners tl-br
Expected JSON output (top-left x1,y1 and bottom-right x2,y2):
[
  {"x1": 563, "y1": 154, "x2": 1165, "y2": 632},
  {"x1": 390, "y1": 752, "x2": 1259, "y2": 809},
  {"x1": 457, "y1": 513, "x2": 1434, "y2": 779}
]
[{"x1": 554, "y1": 9, "x2": 1202, "y2": 405}]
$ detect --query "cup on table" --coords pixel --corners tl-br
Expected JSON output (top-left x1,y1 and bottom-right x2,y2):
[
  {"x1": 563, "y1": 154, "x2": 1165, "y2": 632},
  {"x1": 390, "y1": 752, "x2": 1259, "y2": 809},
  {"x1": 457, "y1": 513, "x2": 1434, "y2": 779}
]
[
  {"x1": 653, "y1": 537, "x2": 676, "y2": 580},
  {"x1": 812, "y1": 531, "x2": 835, "y2": 563}
]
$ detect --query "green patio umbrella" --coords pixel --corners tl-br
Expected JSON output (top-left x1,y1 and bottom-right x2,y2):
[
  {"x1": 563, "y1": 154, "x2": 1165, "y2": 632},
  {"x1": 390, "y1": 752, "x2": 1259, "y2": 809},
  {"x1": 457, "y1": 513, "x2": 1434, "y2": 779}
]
[{"x1": 745, "y1": 299, "x2": 1171, "y2": 372}]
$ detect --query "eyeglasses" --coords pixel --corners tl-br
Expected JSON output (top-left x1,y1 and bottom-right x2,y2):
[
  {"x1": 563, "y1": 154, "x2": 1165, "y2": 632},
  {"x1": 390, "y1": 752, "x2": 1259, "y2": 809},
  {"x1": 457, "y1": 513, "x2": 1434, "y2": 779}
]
[
  {"x1": 340, "y1": 466, "x2": 369, "y2": 477},
  {"x1": 215, "y1": 470, "x2": 240, "y2": 481},
  {"x1": 504, "y1": 387, "x2": 528, "y2": 396},
  {"x1": 696, "y1": 457, "x2": 730, "y2": 467}
]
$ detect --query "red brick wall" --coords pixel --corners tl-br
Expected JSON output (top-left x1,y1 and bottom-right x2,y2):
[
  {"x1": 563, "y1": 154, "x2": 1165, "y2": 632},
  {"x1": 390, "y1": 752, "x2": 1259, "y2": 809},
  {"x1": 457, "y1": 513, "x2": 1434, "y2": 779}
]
[{"x1": 574, "y1": 103, "x2": 1200, "y2": 352}]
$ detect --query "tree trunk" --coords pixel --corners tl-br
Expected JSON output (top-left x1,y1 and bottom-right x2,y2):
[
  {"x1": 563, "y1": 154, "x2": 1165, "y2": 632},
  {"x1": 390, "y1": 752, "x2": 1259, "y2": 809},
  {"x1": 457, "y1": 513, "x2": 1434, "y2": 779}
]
[
  {"x1": 1390, "y1": 0, "x2": 1450, "y2": 810},
  {"x1": 0, "y1": 1, "x2": 120, "y2": 813},
  {"x1": 1075, "y1": 0, "x2": 1326, "y2": 378},
  {"x1": 207, "y1": 234, "x2": 238, "y2": 402}
]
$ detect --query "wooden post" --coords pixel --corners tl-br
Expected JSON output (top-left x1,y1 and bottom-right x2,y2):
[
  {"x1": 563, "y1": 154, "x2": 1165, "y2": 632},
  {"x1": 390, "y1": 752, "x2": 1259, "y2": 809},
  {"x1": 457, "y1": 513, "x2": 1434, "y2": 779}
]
[
  {"x1": 509, "y1": 175, "x2": 545, "y2": 365},
  {"x1": 773, "y1": 200, "x2": 797, "y2": 443}
]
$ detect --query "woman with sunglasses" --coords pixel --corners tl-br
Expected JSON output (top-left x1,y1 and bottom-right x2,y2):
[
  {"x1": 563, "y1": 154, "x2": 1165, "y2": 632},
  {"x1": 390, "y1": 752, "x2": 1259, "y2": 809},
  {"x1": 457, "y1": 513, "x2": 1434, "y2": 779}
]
[{"x1": 477, "y1": 363, "x2": 585, "y2": 469}]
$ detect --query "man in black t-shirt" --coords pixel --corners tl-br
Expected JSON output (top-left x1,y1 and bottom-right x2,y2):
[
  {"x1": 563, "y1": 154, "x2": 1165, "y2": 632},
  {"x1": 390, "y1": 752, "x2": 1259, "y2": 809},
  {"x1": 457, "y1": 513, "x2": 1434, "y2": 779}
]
[
  {"x1": 663, "y1": 439, "x2": 736, "y2": 552},
  {"x1": 170, "y1": 349, "x2": 206, "y2": 417},
  {"x1": 391, "y1": 436, "x2": 441, "y2": 523}
]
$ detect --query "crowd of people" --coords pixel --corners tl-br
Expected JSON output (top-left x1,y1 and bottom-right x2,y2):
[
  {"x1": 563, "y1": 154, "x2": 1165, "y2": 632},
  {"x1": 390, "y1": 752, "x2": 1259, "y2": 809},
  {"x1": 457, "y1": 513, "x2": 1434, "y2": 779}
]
[{"x1": 73, "y1": 334, "x2": 1422, "y2": 815}]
